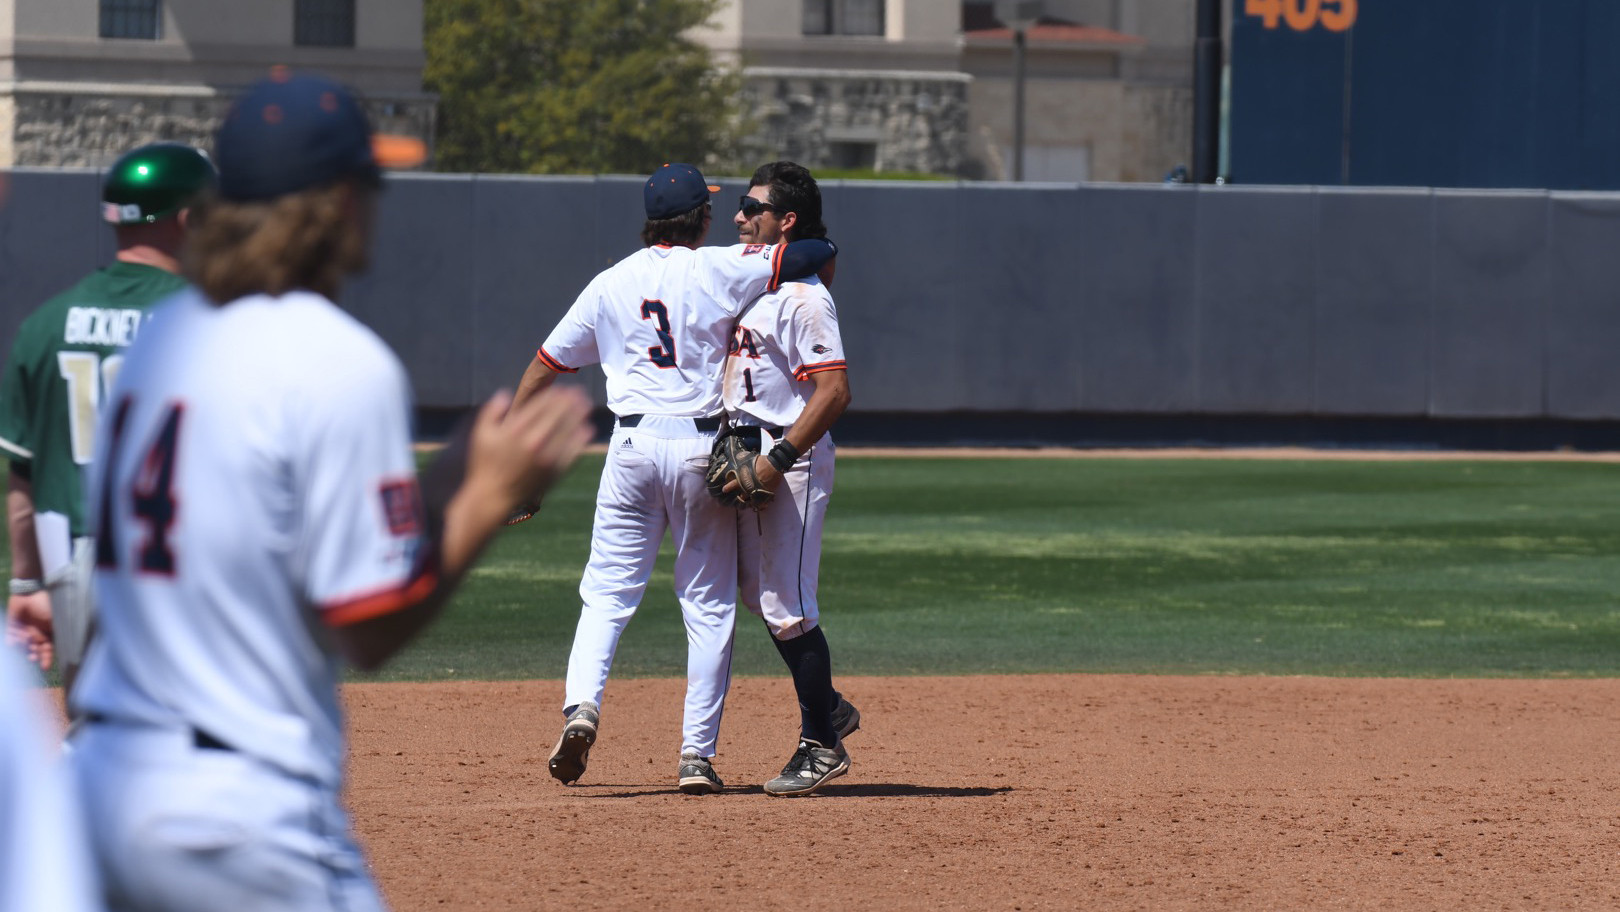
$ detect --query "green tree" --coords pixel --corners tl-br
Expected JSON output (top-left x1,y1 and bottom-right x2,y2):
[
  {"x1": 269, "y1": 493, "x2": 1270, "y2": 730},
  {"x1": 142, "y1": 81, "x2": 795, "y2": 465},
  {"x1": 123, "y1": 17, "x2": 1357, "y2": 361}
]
[{"x1": 424, "y1": 0, "x2": 747, "y2": 174}]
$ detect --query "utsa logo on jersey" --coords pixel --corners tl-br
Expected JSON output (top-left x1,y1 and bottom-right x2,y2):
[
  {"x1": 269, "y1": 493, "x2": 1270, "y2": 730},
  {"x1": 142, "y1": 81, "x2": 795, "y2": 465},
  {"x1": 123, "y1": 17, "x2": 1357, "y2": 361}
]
[
  {"x1": 377, "y1": 479, "x2": 423, "y2": 536},
  {"x1": 729, "y1": 327, "x2": 762, "y2": 359}
]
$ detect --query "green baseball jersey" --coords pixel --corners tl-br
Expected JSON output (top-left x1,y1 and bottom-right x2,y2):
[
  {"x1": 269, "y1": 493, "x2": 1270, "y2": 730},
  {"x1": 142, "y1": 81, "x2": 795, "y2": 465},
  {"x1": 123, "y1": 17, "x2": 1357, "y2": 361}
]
[{"x1": 0, "y1": 262, "x2": 188, "y2": 538}]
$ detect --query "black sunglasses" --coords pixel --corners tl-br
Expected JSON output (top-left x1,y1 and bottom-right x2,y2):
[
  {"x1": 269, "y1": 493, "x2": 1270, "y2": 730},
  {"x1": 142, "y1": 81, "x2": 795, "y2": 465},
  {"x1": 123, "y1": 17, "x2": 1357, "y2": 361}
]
[{"x1": 738, "y1": 195, "x2": 787, "y2": 218}]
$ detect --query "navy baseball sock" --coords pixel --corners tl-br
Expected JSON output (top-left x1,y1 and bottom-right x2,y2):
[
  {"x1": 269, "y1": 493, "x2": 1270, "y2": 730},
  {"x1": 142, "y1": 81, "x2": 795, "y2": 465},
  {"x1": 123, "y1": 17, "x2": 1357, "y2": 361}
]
[{"x1": 772, "y1": 625, "x2": 839, "y2": 747}]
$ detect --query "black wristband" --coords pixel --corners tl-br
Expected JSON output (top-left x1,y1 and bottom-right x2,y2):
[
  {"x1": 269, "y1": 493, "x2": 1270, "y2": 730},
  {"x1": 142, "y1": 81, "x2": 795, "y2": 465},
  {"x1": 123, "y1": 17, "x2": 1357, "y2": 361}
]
[{"x1": 766, "y1": 439, "x2": 800, "y2": 472}]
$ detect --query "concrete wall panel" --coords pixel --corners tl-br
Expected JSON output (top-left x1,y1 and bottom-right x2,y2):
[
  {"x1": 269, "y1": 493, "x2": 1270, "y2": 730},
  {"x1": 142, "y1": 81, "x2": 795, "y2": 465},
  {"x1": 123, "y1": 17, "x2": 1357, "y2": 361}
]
[
  {"x1": 4, "y1": 174, "x2": 1620, "y2": 425},
  {"x1": 955, "y1": 183, "x2": 1086, "y2": 410},
  {"x1": 345, "y1": 174, "x2": 476, "y2": 407},
  {"x1": 1074, "y1": 185, "x2": 1199, "y2": 412},
  {"x1": 829, "y1": 183, "x2": 964, "y2": 411},
  {"x1": 1429, "y1": 191, "x2": 1547, "y2": 417},
  {"x1": 0, "y1": 170, "x2": 104, "y2": 359},
  {"x1": 468, "y1": 175, "x2": 600, "y2": 399},
  {"x1": 1546, "y1": 193, "x2": 1620, "y2": 419},
  {"x1": 1312, "y1": 189, "x2": 1433, "y2": 416},
  {"x1": 1193, "y1": 187, "x2": 1318, "y2": 413}
]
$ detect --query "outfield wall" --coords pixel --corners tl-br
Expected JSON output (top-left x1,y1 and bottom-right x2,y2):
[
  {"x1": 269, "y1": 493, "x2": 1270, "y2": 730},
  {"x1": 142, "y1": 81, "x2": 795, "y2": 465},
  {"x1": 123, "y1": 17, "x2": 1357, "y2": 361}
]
[{"x1": 4, "y1": 171, "x2": 1620, "y2": 423}]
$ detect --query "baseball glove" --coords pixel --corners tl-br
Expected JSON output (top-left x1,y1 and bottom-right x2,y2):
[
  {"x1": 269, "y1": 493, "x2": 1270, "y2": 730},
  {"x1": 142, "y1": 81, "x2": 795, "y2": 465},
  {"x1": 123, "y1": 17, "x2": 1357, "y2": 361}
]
[
  {"x1": 505, "y1": 499, "x2": 542, "y2": 525},
  {"x1": 705, "y1": 427, "x2": 775, "y2": 510}
]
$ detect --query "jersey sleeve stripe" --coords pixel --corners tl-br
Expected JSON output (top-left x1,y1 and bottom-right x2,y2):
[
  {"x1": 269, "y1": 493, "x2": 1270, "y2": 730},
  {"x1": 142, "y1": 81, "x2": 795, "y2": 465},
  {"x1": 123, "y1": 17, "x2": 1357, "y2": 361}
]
[
  {"x1": 321, "y1": 552, "x2": 439, "y2": 627},
  {"x1": 536, "y1": 347, "x2": 577, "y2": 374},
  {"x1": 792, "y1": 360, "x2": 847, "y2": 381},
  {"x1": 767, "y1": 244, "x2": 785, "y2": 292},
  {"x1": 0, "y1": 436, "x2": 32, "y2": 461}
]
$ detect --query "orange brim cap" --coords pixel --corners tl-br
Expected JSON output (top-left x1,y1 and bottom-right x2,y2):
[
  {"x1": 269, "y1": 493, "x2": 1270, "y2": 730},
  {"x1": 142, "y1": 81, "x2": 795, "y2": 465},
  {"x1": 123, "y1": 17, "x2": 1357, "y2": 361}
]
[{"x1": 372, "y1": 134, "x2": 427, "y2": 169}]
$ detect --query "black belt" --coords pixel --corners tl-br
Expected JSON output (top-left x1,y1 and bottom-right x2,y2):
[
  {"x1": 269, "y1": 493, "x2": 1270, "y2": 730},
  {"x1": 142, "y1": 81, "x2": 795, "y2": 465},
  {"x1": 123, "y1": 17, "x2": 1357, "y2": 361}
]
[
  {"x1": 84, "y1": 713, "x2": 235, "y2": 752},
  {"x1": 619, "y1": 414, "x2": 721, "y2": 432}
]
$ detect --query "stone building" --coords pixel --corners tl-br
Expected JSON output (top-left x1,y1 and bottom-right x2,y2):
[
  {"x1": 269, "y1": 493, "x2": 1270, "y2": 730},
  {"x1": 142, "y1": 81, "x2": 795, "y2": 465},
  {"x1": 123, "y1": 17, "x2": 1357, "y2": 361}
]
[
  {"x1": 0, "y1": 0, "x2": 433, "y2": 167},
  {"x1": 0, "y1": 1, "x2": 1195, "y2": 182},
  {"x1": 696, "y1": 0, "x2": 1195, "y2": 182},
  {"x1": 692, "y1": 0, "x2": 970, "y2": 176},
  {"x1": 961, "y1": 0, "x2": 1195, "y2": 182}
]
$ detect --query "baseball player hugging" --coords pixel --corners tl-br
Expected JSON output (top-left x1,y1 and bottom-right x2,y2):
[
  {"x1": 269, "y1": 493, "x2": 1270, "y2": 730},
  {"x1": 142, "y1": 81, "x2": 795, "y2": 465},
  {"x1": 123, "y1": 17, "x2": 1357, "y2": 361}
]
[
  {"x1": 722, "y1": 161, "x2": 859, "y2": 797},
  {"x1": 512, "y1": 163, "x2": 839, "y2": 794}
]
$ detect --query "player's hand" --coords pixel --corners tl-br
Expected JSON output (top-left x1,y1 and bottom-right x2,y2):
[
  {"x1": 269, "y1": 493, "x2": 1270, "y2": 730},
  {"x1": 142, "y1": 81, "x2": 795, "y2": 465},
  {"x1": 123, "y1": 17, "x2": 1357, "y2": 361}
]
[
  {"x1": 470, "y1": 386, "x2": 594, "y2": 515},
  {"x1": 723, "y1": 455, "x2": 783, "y2": 503},
  {"x1": 5, "y1": 591, "x2": 54, "y2": 671}
]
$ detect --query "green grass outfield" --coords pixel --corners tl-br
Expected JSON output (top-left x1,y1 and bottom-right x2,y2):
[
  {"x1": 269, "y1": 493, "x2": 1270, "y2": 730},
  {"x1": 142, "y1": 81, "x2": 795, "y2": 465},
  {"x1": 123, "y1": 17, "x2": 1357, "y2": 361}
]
[{"x1": 363, "y1": 452, "x2": 1620, "y2": 682}]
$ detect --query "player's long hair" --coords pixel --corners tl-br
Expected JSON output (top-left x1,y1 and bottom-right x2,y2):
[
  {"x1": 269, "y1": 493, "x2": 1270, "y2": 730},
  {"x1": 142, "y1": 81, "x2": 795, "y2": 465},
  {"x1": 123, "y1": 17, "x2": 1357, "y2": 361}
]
[
  {"x1": 751, "y1": 161, "x2": 827, "y2": 241},
  {"x1": 182, "y1": 181, "x2": 371, "y2": 304},
  {"x1": 640, "y1": 202, "x2": 711, "y2": 248}
]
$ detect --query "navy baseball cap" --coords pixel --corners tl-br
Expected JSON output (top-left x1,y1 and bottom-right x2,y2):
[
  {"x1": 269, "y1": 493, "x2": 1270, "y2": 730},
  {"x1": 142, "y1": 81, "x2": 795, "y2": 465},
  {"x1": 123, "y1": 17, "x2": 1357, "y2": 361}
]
[
  {"x1": 215, "y1": 68, "x2": 424, "y2": 202},
  {"x1": 644, "y1": 163, "x2": 720, "y2": 219}
]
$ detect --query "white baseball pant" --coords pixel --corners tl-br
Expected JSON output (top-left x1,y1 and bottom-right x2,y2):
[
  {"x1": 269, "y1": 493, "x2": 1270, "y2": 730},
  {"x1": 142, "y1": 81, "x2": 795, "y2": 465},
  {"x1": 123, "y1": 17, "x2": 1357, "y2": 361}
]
[
  {"x1": 563, "y1": 414, "x2": 738, "y2": 758},
  {"x1": 738, "y1": 433, "x2": 834, "y2": 641}
]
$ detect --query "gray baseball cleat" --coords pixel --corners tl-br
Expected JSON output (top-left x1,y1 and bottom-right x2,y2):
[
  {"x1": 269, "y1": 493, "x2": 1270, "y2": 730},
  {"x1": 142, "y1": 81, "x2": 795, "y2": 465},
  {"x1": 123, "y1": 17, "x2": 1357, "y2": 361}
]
[
  {"x1": 677, "y1": 750, "x2": 724, "y2": 795},
  {"x1": 764, "y1": 738, "x2": 850, "y2": 797},
  {"x1": 548, "y1": 700, "x2": 599, "y2": 785},
  {"x1": 832, "y1": 696, "x2": 861, "y2": 739}
]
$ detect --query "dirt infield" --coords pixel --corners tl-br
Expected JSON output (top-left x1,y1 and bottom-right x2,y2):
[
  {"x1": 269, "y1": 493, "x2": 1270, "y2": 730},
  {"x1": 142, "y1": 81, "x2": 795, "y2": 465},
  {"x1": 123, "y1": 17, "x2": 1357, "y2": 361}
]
[{"x1": 345, "y1": 674, "x2": 1620, "y2": 911}]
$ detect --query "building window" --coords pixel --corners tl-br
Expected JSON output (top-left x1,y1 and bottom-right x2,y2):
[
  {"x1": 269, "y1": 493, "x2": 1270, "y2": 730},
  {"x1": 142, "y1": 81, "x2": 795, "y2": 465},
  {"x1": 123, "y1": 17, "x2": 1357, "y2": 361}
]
[
  {"x1": 804, "y1": 0, "x2": 885, "y2": 37},
  {"x1": 296, "y1": 0, "x2": 356, "y2": 48},
  {"x1": 100, "y1": 0, "x2": 161, "y2": 39},
  {"x1": 828, "y1": 141, "x2": 878, "y2": 170}
]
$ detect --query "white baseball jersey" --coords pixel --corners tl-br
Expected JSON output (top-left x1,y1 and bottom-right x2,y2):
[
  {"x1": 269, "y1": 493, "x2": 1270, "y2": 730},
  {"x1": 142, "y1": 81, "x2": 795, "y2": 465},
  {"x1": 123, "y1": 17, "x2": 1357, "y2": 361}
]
[
  {"x1": 74, "y1": 288, "x2": 431, "y2": 789},
  {"x1": 538, "y1": 242, "x2": 782, "y2": 416},
  {"x1": 723, "y1": 278, "x2": 847, "y2": 429}
]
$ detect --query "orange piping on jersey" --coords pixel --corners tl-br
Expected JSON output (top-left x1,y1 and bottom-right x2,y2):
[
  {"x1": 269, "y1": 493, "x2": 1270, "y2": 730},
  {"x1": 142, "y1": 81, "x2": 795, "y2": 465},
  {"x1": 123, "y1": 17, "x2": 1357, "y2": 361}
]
[
  {"x1": 767, "y1": 244, "x2": 785, "y2": 291},
  {"x1": 536, "y1": 347, "x2": 577, "y2": 374},
  {"x1": 793, "y1": 360, "x2": 847, "y2": 381},
  {"x1": 322, "y1": 556, "x2": 439, "y2": 627}
]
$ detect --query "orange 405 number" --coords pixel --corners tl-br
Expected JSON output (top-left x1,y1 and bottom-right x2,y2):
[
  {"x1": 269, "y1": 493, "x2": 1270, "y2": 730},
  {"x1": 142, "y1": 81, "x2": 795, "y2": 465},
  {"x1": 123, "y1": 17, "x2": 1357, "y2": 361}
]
[{"x1": 1245, "y1": 0, "x2": 1356, "y2": 32}]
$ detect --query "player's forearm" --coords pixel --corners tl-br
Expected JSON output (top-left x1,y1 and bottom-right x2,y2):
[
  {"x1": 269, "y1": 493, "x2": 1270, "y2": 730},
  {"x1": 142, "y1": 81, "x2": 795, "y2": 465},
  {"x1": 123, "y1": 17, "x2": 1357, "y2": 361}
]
[
  {"x1": 776, "y1": 238, "x2": 838, "y2": 286},
  {"x1": 6, "y1": 468, "x2": 43, "y2": 582},
  {"x1": 512, "y1": 356, "x2": 559, "y2": 412},
  {"x1": 783, "y1": 370, "x2": 851, "y2": 456}
]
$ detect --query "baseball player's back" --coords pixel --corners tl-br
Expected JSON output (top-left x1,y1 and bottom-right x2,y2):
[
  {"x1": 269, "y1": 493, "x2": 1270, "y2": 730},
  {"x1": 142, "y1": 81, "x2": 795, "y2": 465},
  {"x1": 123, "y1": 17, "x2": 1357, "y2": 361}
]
[
  {"x1": 542, "y1": 242, "x2": 783, "y2": 418},
  {"x1": 66, "y1": 70, "x2": 592, "y2": 912},
  {"x1": 1, "y1": 141, "x2": 216, "y2": 688},
  {"x1": 77, "y1": 288, "x2": 417, "y2": 785},
  {"x1": 0, "y1": 263, "x2": 187, "y2": 532}
]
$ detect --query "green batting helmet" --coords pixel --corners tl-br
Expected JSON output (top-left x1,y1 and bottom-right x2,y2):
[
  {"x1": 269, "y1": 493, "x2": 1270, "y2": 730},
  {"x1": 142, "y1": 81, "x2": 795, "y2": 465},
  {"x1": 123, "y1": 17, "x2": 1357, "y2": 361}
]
[{"x1": 102, "y1": 142, "x2": 217, "y2": 225}]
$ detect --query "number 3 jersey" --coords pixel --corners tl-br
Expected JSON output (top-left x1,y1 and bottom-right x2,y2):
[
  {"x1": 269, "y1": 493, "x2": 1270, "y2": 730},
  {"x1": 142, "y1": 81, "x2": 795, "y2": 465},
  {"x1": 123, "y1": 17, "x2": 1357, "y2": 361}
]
[
  {"x1": 73, "y1": 288, "x2": 432, "y2": 788},
  {"x1": 0, "y1": 262, "x2": 188, "y2": 540},
  {"x1": 722, "y1": 278, "x2": 847, "y2": 429},
  {"x1": 537, "y1": 243, "x2": 783, "y2": 417}
]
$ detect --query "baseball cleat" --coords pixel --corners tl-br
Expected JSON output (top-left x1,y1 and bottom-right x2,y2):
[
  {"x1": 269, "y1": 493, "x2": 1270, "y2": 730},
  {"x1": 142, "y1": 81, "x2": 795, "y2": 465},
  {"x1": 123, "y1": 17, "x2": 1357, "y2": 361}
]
[
  {"x1": 832, "y1": 696, "x2": 861, "y2": 740},
  {"x1": 677, "y1": 750, "x2": 724, "y2": 795},
  {"x1": 548, "y1": 701, "x2": 599, "y2": 785},
  {"x1": 764, "y1": 738, "x2": 849, "y2": 797}
]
